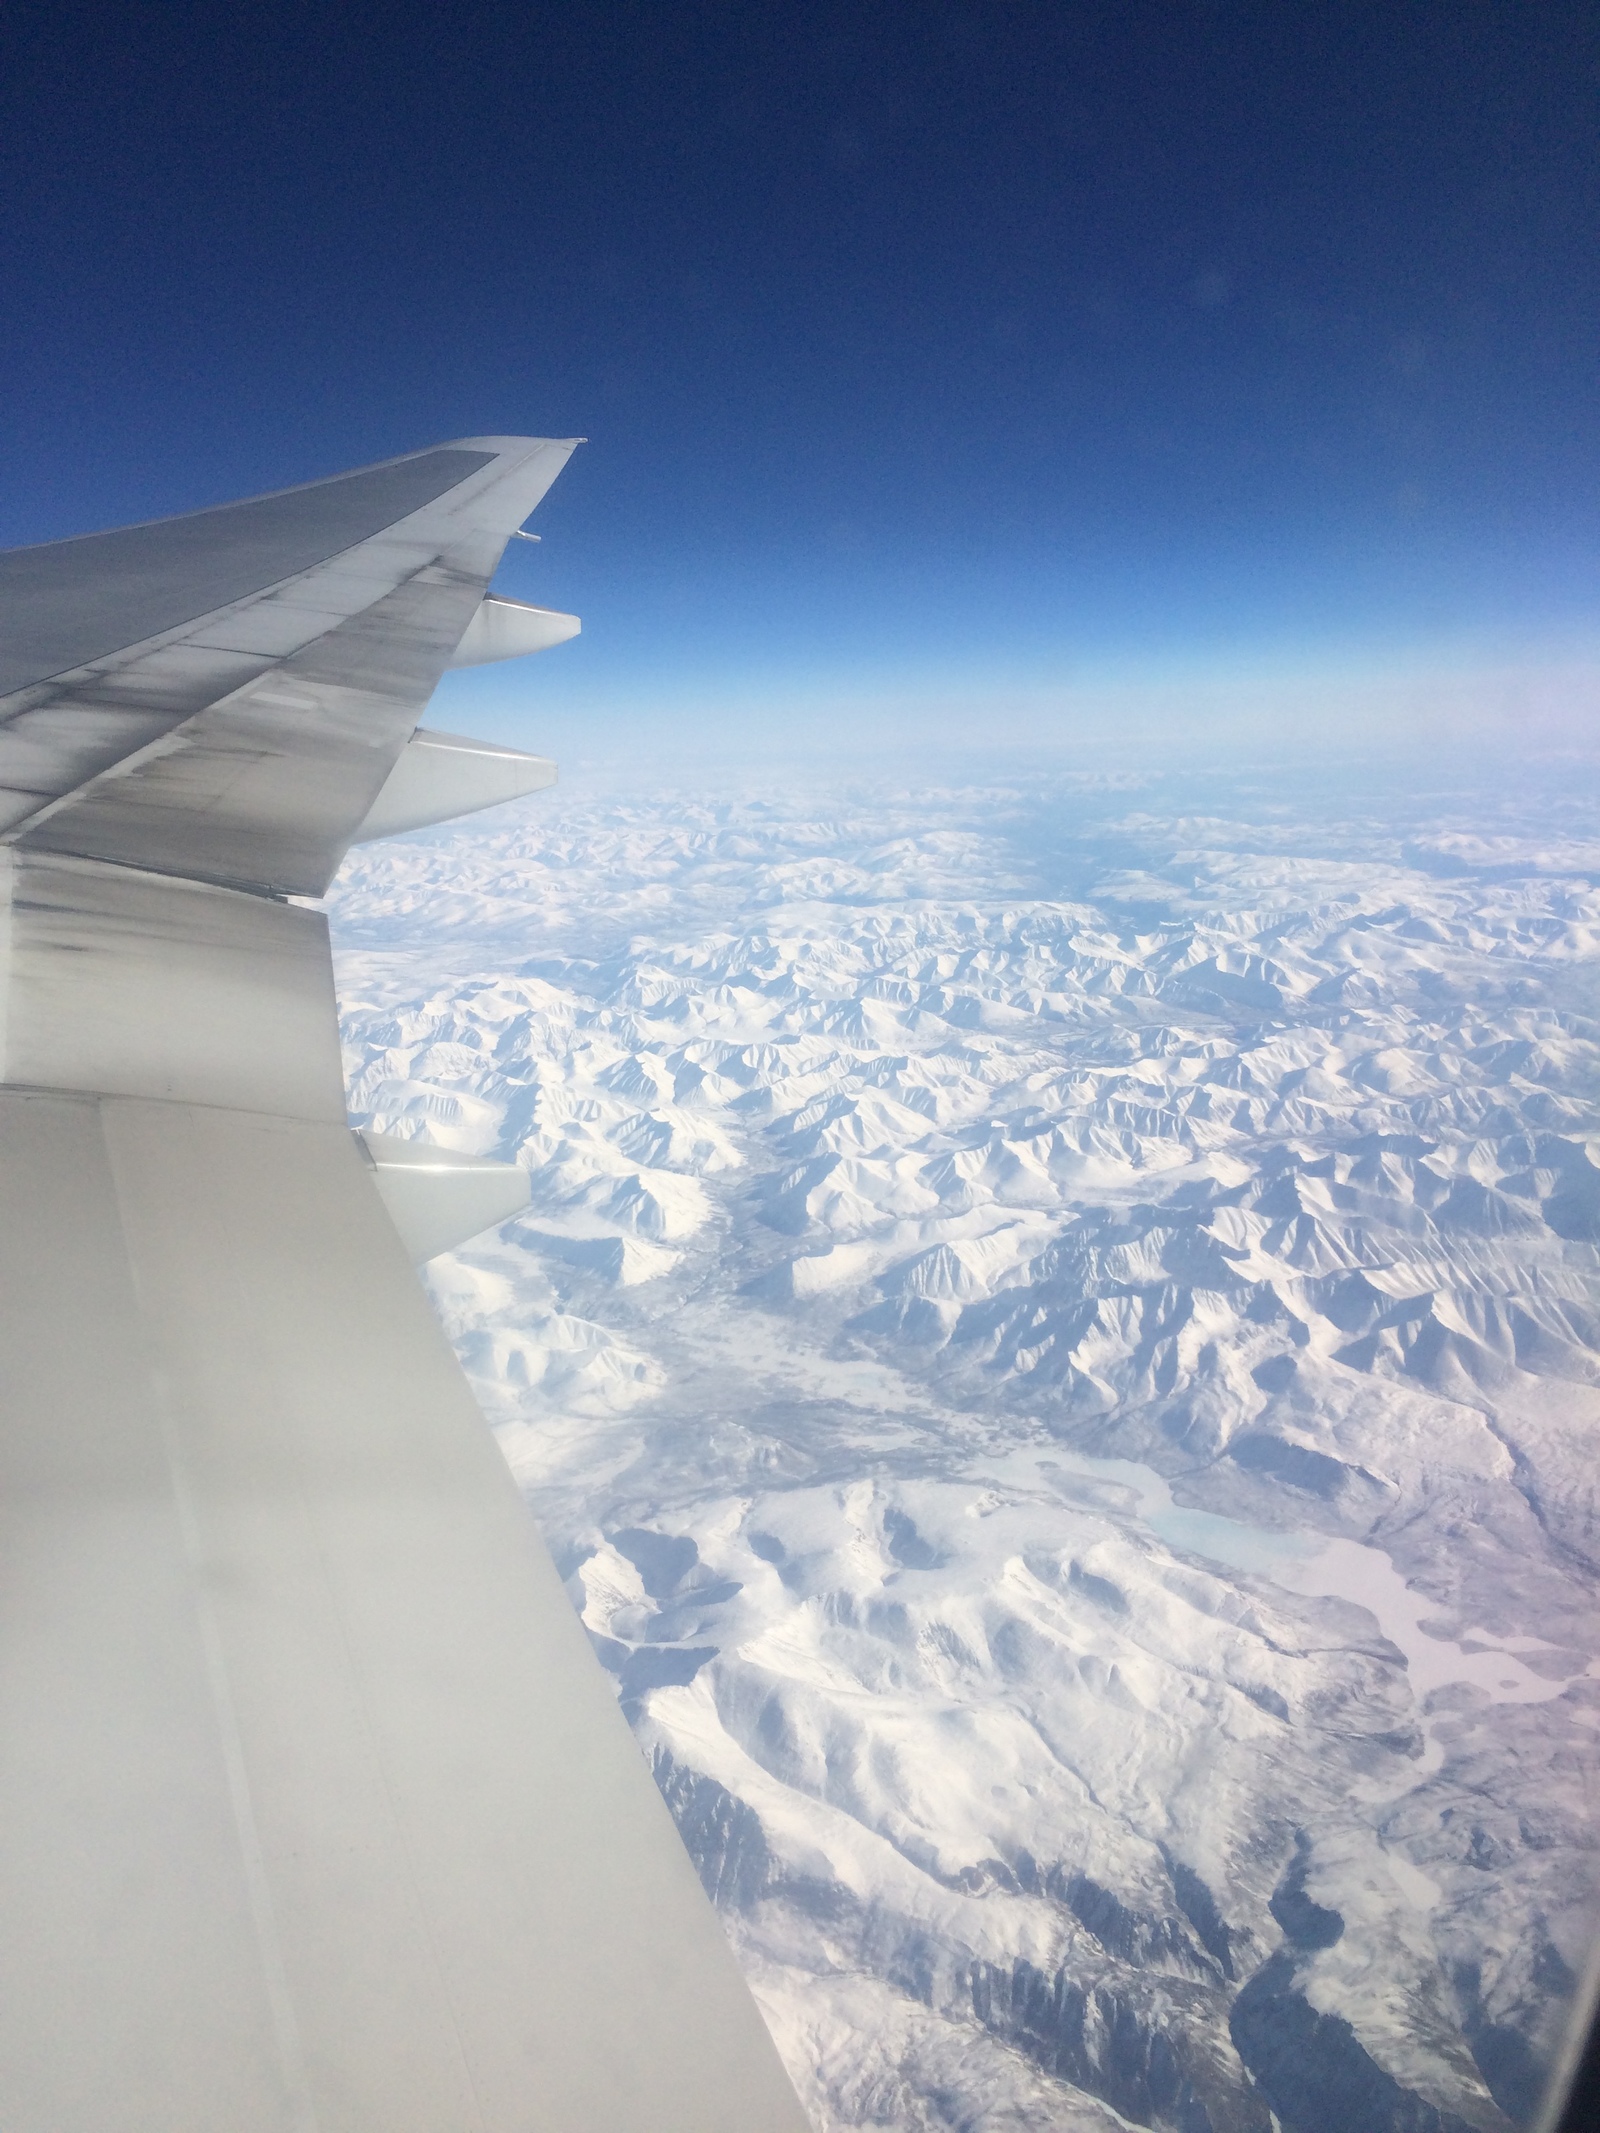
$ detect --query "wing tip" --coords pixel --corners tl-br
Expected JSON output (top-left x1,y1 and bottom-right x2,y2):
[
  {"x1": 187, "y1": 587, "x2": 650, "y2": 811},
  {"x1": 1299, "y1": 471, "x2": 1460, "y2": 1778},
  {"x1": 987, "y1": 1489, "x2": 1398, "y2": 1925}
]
[{"x1": 442, "y1": 434, "x2": 588, "y2": 457}]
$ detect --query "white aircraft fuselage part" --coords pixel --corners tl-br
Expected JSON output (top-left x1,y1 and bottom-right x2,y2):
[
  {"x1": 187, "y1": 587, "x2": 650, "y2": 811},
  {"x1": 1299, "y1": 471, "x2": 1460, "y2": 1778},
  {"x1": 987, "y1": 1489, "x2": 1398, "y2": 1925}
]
[{"x1": 0, "y1": 441, "x2": 811, "y2": 2133}]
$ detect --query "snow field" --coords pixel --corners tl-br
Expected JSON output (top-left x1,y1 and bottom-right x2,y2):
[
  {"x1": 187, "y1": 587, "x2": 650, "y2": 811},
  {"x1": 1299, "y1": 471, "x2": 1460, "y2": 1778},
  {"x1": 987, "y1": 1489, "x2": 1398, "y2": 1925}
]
[{"x1": 333, "y1": 765, "x2": 1600, "y2": 2132}]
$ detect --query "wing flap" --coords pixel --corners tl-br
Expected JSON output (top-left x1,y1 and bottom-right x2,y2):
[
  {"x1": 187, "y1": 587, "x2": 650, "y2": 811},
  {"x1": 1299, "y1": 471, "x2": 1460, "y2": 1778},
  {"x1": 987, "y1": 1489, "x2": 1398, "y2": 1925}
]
[{"x1": 0, "y1": 1091, "x2": 808, "y2": 2131}]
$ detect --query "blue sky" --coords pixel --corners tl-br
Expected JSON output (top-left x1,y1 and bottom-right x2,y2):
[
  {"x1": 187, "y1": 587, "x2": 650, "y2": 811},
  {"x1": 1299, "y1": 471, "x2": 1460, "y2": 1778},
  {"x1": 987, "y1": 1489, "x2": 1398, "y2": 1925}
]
[{"x1": 2, "y1": 0, "x2": 1596, "y2": 764}]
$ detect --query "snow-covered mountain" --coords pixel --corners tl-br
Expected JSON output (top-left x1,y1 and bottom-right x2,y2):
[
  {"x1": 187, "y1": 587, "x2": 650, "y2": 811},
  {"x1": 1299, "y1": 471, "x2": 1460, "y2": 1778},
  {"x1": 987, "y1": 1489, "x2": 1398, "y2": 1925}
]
[{"x1": 330, "y1": 759, "x2": 1600, "y2": 2133}]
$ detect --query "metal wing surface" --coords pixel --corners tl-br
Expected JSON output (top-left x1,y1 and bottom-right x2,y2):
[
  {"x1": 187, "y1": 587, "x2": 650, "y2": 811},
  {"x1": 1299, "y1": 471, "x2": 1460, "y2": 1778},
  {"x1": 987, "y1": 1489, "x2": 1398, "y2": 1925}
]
[{"x1": 0, "y1": 441, "x2": 810, "y2": 2132}]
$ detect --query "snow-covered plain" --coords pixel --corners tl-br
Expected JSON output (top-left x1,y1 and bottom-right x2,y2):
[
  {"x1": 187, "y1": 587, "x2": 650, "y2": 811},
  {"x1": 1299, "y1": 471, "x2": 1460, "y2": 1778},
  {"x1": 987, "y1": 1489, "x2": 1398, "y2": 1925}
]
[{"x1": 331, "y1": 757, "x2": 1600, "y2": 2133}]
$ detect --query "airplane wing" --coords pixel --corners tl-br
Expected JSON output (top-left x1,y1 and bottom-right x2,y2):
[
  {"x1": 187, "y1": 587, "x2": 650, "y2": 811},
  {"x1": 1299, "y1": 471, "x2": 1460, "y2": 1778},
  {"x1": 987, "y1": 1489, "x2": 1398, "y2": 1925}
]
[{"x1": 0, "y1": 440, "x2": 811, "y2": 2132}]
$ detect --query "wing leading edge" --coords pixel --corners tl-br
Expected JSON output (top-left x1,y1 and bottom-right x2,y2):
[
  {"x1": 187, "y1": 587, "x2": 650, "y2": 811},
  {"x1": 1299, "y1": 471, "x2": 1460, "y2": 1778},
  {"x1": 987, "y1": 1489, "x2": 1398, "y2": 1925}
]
[{"x1": 0, "y1": 444, "x2": 810, "y2": 2131}]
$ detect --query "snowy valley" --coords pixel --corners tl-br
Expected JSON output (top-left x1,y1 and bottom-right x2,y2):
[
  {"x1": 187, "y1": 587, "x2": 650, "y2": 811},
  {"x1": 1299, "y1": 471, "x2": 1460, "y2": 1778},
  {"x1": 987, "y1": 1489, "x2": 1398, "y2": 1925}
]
[{"x1": 330, "y1": 759, "x2": 1600, "y2": 2133}]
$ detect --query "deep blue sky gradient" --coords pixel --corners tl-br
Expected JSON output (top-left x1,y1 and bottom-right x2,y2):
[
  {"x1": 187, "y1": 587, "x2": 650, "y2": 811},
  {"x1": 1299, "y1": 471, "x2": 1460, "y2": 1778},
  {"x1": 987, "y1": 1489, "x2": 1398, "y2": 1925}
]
[{"x1": 2, "y1": 0, "x2": 1596, "y2": 755}]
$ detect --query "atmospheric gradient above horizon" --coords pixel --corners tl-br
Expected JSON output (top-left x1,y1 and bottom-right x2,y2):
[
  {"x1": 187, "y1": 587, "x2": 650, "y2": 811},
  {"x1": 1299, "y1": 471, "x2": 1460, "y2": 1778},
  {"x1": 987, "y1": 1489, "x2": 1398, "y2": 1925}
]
[{"x1": 3, "y1": 3, "x2": 1597, "y2": 764}]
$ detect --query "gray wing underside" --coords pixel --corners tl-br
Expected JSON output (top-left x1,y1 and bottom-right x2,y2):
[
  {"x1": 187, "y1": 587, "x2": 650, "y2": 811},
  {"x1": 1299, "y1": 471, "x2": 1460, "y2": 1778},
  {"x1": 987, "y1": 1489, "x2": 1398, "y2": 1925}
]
[{"x1": 0, "y1": 445, "x2": 810, "y2": 2131}]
